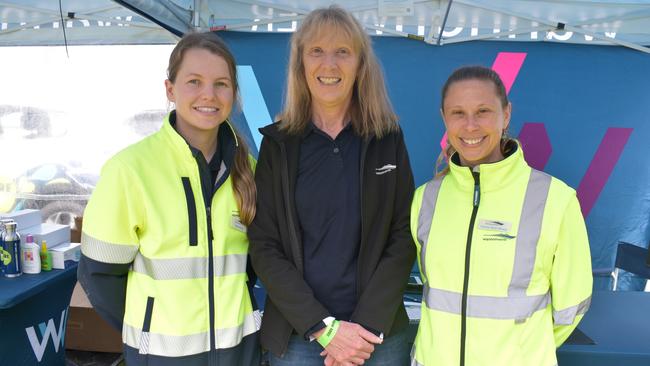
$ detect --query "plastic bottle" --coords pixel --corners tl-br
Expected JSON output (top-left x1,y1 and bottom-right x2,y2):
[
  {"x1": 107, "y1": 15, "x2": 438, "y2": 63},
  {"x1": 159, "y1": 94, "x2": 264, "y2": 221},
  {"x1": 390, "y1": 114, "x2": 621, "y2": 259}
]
[
  {"x1": 21, "y1": 234, "x2": 41, "y2": 274},
  {"x1": 40, "y1": 240, "x2": 52, "y2": 271}
]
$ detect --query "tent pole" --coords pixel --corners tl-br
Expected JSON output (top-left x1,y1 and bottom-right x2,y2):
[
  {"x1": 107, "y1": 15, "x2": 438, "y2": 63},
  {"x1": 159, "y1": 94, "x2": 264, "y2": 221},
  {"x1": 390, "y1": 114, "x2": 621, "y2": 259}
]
[
  {"x1": 437, "y1": 0, "x2": 453, "y2": 45},
  {"x1": 193, "y1": 0, "x2": 200, "y2": 29}
]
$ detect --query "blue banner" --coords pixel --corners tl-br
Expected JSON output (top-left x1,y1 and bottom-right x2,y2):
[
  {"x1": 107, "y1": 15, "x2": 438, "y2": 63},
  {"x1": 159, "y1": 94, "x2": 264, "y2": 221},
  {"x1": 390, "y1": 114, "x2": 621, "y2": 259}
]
[{"x1": 220, "y1": 31, "x2": 650, "y2": 290}]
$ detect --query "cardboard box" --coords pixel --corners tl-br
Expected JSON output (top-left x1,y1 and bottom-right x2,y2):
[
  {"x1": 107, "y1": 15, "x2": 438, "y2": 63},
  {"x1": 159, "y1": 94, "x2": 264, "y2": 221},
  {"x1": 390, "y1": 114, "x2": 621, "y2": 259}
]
[
  {"x1": 50, "y1": 242, "x2": 81, "y2": 269},
  {"x1": 19, "y1": 222, "x2": 70, "y2": 248},
  {"x1": 1, "y1": 209, "x2": 41, "y2": 230},
  {"x1": 66, "y1": 283, "x2": 123, "y2": 353}
]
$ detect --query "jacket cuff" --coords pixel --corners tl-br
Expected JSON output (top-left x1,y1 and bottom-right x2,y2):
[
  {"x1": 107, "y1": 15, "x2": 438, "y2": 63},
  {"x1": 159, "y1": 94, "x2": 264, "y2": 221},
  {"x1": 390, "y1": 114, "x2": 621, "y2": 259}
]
[{"x1": 305, "y1": 320, "x2": 327, "y2": 340}]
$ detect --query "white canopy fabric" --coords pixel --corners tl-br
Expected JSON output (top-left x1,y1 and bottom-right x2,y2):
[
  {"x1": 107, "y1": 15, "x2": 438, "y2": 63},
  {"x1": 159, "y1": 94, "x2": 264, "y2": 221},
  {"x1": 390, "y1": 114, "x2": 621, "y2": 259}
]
[
  {"x1": 0, "y1": 0, "x2": 177, "y2": 45},
  {"x1": 2, "y1": 1, "x2": 650, "y2": 53}
]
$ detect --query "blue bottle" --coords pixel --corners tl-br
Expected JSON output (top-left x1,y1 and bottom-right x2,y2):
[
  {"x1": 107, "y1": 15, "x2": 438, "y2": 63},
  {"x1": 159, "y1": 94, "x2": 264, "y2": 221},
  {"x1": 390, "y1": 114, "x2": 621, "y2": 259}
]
[{"x1": 1, "y1": 221, "x2": 22, "y2": 277}]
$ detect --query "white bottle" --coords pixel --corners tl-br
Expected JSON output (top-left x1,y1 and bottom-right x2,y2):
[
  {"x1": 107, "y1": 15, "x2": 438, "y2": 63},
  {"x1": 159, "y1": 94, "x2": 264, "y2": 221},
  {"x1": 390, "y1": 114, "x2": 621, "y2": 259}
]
[{"x1": 21, "y1": 234, "x2": 41, "y2": 274}]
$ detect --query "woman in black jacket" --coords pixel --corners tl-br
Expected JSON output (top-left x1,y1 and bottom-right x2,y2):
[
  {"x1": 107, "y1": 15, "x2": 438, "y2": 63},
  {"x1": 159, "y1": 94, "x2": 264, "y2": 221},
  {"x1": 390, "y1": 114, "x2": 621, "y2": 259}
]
[{"x1": 248, "y1": 6, "x2": 415, "y2": 366}]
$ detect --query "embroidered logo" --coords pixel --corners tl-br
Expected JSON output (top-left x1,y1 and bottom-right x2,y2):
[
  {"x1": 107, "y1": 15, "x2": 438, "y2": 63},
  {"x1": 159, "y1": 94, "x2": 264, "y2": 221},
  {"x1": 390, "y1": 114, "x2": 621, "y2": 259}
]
[
  {"x1": 482, "y1": 233, "x2": 516, "y2": 241},
  {"x1": 375, "y1": 164, "x2": 397, "y2": 175}
]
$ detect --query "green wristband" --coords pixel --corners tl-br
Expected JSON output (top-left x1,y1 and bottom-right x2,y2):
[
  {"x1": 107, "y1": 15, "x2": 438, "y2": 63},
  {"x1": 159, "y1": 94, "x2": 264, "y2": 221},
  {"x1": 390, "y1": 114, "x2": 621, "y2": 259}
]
[{"x1": 317, "y1": 320, "x2": 340, "y2": 348}]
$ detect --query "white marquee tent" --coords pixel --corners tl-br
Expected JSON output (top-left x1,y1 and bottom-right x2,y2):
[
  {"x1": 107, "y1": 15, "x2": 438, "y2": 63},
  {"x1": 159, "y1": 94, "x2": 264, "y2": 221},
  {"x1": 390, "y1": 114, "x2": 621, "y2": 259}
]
[{"x1": 2, "y1": 0, "x2": 650, "y2": 52}]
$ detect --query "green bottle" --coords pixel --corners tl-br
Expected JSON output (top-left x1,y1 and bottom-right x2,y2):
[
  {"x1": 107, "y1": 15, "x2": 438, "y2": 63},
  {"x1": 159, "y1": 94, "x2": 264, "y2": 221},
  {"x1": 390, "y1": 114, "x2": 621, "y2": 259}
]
[{"x1": 40, "y1": 240, "x2": 52, "y2": 271}]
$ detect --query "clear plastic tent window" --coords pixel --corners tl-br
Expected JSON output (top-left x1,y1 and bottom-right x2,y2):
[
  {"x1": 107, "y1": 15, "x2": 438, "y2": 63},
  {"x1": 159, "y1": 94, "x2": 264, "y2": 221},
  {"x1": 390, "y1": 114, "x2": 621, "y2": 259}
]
[{"x1": 0, "y1": 44, "x2": 174, "y2": 225}]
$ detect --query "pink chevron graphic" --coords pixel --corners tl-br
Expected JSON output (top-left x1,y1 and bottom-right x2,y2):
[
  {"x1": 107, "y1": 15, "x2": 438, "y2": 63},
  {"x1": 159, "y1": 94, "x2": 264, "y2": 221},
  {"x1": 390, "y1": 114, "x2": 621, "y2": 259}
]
[
  {"x1": 518, "y1": 123, "x2": 552, "y2": 170},
  {"x1": 492, "y1": 52, "x2": 527, "y2": 94},
  {"x1": 577, "y1": 127, "x2": 633, "y2": 217},
  {"x1": 440, "y1": 52, "x2": 527, "y2": 154}
]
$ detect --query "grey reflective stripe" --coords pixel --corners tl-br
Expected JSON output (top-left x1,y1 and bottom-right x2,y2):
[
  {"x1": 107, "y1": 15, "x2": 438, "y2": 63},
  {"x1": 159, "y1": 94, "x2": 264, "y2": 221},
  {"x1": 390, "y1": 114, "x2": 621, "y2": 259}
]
[
  {"x1": 508, "y1": 170, "x2": 552, "y2": 296},
  {"x1": 423, "y1": 285, "x2": 550, "y2": 320},
  {"x1": 215, "y1": 309, "x2": 261, "y2": 349},
  {"x1": 81, "y1": 232, "x2": 139, "y2": 264},
  {"x1": 132, "y1": 253, "x2": 247, "y2": 280},
  {"x1": 214, "y1": 253, "x2": 248, "y2": 277},
  {"x1": 124, "y1": 324, "x2": 209, "y2": 357},
  {"x1": 553, "y1": 296, "x2": 591, "y2": 325},
  {"x1": 123, "y1": 309, "x2": 261, "y2": 356},
  {"x1": 138, "y1": 332, "x2": 151, "y2": 355},
  {"x1": 410, "y1": 345, "x2": 424, "y2": 366},
  {"x1": 417, "y1": 177, "x2": 444, "y2": 285}
]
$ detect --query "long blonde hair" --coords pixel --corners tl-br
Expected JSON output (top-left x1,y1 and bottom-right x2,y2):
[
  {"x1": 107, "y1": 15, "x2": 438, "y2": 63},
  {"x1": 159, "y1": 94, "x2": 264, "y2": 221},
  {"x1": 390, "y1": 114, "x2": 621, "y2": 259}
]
[
  {"x1": 168, "y1": 32, "x2": 256, "y2": 224},
  {"x1": 278, "y1": 5, "x2": 398, "y2": 138}
]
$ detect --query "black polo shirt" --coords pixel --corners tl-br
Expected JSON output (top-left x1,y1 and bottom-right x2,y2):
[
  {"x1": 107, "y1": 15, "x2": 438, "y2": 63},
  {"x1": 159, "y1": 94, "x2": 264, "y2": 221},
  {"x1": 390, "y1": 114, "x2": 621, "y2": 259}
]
[{"x1": 295, "y1": 122, "x2": 361, "y2": 321}]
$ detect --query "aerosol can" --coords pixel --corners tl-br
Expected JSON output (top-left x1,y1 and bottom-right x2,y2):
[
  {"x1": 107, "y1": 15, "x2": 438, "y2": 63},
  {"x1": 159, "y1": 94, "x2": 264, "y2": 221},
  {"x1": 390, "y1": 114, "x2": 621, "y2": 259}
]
[{"x1": 1, "y1": 221, "x2": 22, "y2": 277}]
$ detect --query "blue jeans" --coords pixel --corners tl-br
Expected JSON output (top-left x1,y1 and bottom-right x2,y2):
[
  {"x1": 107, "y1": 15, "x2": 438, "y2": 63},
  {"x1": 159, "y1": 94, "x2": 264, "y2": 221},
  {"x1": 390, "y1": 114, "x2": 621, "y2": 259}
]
[{"x1": 268, "y1": 327, "x2": 410, "y2": 366}]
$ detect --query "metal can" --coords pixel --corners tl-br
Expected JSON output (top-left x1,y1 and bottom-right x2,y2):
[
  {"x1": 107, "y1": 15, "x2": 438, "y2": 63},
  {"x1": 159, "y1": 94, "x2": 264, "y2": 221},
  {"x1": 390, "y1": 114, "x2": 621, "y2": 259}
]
[
  {"x1": 1, "y1": 221, "x2": 22, "y2": 277},
  {"x1": 0, "y1": 219, "x2": 13, "y2": 275}
]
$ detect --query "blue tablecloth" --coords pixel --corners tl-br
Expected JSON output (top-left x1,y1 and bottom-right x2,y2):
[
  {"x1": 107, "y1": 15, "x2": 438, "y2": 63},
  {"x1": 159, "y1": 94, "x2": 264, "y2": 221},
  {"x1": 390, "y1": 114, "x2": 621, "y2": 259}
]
[
  {"x1": 0, "y1": 264, "x2": 78, "y2": 366},
  {"x1": 558, "y1": 291, "x2": 650, "y2": 366}
]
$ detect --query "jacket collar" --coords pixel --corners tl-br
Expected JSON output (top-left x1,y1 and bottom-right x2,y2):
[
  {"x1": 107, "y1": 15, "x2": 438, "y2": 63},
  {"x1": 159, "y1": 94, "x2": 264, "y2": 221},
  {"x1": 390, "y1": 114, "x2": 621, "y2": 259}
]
[
  {"x1": 448, "y1": 141, "x2": 530, "y2": 192},
  {"x1": 260, "y1": 121, "x2": 371, "y2": 143},
  {"x1": 259, "y1": 122, "x2": 287, "y2": 142},
  {"x1": 162, "y1": 111, "x2": 238, "y2": 170}
]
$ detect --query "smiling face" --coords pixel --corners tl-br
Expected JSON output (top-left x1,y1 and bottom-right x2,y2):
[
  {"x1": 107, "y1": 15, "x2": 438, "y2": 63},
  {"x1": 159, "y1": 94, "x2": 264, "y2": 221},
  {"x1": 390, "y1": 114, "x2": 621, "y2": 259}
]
[
  {"x1": 302, "y1": 28, "x2": 359, "y2": 115},
  {"x1": 165, "y1": 48, "x2": 233, "y2": 140},
  {"x1": 442, "y1": 78, "x2": 511, "y2": 167}
]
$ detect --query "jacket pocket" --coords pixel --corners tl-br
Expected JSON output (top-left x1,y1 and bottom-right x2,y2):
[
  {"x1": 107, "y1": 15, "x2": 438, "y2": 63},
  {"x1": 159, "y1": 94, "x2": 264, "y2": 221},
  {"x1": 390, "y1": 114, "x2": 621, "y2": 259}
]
[
  {"x1": 139, "y1": 296, "x2": 155, "y2": 356},
  {"x1": 181, "y1": 177, "x2": 198, "y2": 246}
]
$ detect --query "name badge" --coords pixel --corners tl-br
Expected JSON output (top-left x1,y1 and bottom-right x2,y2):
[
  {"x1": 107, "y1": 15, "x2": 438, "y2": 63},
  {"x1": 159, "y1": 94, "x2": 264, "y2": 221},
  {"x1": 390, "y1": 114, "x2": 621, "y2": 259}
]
[{"x1": 478, "y1": 219, "x2": 512, "y2": 233}]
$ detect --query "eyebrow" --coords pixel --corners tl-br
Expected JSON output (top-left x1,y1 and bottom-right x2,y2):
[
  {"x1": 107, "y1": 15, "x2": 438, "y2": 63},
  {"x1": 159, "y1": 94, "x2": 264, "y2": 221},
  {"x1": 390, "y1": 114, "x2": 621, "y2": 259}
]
[{"x1": 186, "y1": 73, "x2": 231, "y2": 80}]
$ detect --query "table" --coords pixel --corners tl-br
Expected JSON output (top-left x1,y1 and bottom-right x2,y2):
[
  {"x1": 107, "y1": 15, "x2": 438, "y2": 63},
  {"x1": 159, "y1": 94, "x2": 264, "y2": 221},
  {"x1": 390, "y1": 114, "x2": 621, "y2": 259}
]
[
  {"x1": 557, "y1": 291, "x2": 650, "y2": 366},
  {"x1": 0, "y1": 263, "x2": 78, "y2": 366}
]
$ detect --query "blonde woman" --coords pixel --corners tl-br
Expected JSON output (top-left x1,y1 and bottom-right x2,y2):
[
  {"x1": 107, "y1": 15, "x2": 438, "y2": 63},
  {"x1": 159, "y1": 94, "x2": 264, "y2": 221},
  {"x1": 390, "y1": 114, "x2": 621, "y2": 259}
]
[
  {"x1": 78, "y1": 32, "x2": 260, "y2": 365},
  {"x1": 248, "y1": 6, "x2": 415, "y2": 366}
]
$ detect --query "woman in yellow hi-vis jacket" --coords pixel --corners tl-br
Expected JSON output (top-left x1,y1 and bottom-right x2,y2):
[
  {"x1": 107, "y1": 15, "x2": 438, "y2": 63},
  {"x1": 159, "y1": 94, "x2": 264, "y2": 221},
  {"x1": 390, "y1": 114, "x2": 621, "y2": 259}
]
[
  {"x1": 410, "y1": 66, "x2": 592, "y2": 366},
  {"x1": 77, "y1": 32, "x2": 261, "y2": 365}
]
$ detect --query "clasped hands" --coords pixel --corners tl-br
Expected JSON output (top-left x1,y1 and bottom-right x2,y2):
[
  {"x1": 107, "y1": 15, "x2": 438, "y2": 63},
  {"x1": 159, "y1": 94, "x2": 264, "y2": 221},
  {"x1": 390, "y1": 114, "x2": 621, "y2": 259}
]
[{"x1": 313, "y1": 320, "x2": 383, "y2": 366}]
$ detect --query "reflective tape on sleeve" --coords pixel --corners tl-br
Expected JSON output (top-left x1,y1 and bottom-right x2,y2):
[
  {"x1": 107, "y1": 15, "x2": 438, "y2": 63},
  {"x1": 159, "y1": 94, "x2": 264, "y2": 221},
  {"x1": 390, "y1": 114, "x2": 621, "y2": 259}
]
[
  {"x1": 553, "y1": 296, "x2": 591, "y2": 325},
  {"x1": 81, "y1": 232, "x2": 139, "y2": 264}
]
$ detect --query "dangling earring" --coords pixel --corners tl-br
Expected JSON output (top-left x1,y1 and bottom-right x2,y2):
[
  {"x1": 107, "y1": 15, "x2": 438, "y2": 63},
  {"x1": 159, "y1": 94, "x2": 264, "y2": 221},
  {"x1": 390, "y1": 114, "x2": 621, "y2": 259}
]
[
  {"x1": 501, "y1": 127, "x2": 509, "y2": 140},
  {"x1": 500, "y1": 127, "x2": 512, "y2": 155}
]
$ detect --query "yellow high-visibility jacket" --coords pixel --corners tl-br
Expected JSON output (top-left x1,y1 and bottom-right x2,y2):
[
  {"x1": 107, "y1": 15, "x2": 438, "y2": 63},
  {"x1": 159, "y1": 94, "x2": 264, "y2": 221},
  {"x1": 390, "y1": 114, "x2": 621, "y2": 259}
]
[
  {"x1": 410, "y1": 143, "x2": 592, "y2": 366},
  {"x1": 78, "y1": 112, "x2": 260, "y2": 366}
]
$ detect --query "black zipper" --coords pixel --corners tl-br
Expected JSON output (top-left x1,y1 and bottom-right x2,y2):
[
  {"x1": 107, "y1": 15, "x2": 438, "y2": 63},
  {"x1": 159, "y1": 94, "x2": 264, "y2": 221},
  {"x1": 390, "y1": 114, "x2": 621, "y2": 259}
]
[
  {"x1": 460, "y1": 170, "x2": 480, "y2": 366},
  {"x1": 193, "y1": 152, "x2": 217, "y2": 355}
]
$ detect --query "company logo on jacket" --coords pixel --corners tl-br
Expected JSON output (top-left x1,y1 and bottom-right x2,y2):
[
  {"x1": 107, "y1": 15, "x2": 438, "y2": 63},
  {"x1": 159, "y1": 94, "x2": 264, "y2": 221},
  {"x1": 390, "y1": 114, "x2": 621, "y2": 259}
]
[
  {"x1": 375, "y1": 164, "x2": 397, "y2": 175},
  {"x1": 478, "y1": 219, "x2": 516, "y2": 241}
]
